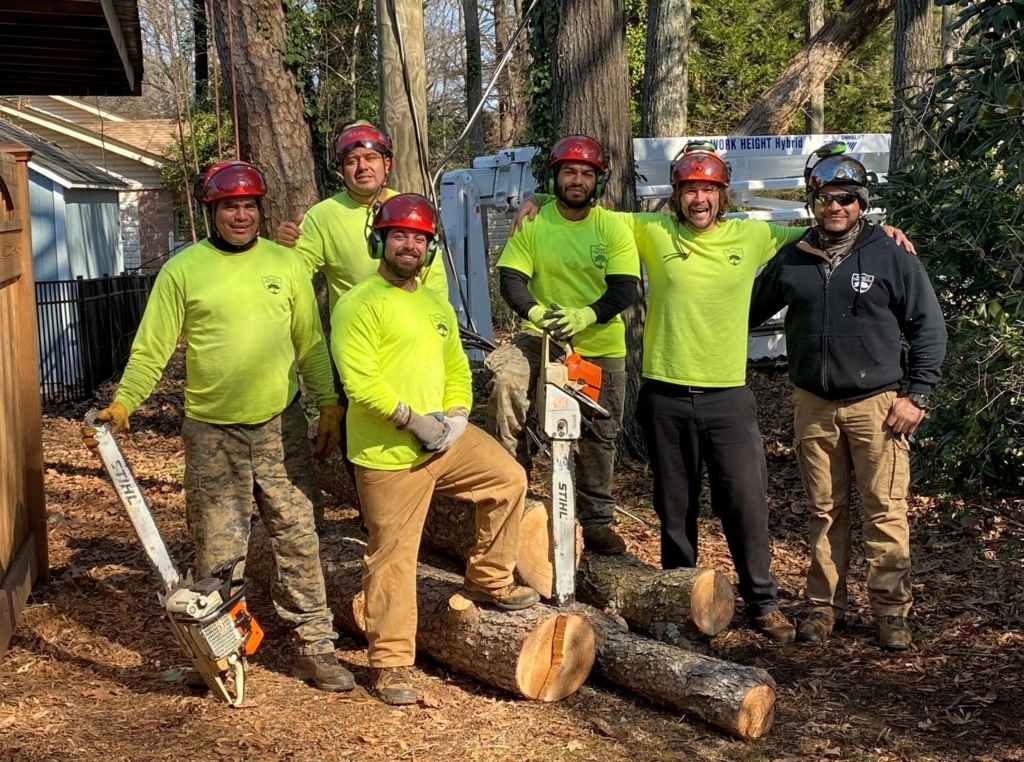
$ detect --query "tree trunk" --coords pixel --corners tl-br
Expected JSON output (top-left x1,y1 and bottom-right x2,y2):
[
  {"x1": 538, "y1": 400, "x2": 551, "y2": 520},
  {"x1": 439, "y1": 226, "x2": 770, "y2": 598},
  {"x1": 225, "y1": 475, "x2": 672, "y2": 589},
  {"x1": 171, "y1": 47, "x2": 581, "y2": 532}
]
[
  {"x1": 193, "y1": 0, "x2": 209, "y2": 101},
  {"x1": 246, "y1": 522, "x2": 595, "y2": 701},
  {"x1": 463, "y1": 0, "x2": 486, "y2": 156},
  {"x1": 210, "y1": 0, "x2": 319, "y2": 233},
  {"x1": 940, "y1": 5, "x2": 966, "y2": 67},
  {"x1": 889, "y1": 0, "x2": 934, "y2": 172},
  {"x1": 804, "y1": 0, "x2": 825, "y2": 133},
  {"x1": 550, "y1": 0, "x2": 644, "y2": 457},
  {"x1": 576, "y1": 553, "x2": 734, "y2": 644},
  {"x1": 580, "y1": 607, "x2": 777, "y2": 741},
  {"x1": 494, "y1": 0, "x2": 514, "y2": 146},
  {"x1": 378, "y1": 0, "x2": 430, "y2": 195},
  {"x1": 641, "y1": 0, "x2": 690, "y2": 138},
  {"x1": 733, "y1": 0, "x2": 895, "y2": 136}
]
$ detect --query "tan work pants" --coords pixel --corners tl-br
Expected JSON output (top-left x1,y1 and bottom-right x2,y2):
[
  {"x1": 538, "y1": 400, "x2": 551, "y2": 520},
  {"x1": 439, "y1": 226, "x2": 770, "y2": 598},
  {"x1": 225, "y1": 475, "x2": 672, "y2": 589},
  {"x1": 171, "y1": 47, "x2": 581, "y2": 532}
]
[
  {"x1": 355, "y1": 423, "x2": 526, "y2": 667},
  {"x1": 793, "y1": 389, "x2": 912, "y2": 619}
]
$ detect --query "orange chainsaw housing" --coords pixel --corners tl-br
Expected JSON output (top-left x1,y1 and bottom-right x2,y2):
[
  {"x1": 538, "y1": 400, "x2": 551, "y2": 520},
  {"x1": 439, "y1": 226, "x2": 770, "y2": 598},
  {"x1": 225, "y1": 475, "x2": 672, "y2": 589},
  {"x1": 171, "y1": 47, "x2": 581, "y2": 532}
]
[
  {"x1": 230, "y1": 601, "x2": 264, "y2": 657},
  {"x1": 566, "y1": 353, "x2": 602, "y2": 404}
]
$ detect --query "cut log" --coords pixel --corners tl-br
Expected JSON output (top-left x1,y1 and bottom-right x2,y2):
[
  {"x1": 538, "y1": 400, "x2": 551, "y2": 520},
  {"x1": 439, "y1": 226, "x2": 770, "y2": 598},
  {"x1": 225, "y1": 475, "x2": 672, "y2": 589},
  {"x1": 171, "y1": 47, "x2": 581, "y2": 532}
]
[
  {"x1": 580, "y1": 607, "x2": 776, "y2": 742},
  {"x1": 246, "y1": 520, "x2": 594, "y2": 701},
  {"x1": 576, "y1": 552, "x2": 735, "y2": 642},
  {"x1": 416, "y1": 496, "x2": 735, "y2": 644}
]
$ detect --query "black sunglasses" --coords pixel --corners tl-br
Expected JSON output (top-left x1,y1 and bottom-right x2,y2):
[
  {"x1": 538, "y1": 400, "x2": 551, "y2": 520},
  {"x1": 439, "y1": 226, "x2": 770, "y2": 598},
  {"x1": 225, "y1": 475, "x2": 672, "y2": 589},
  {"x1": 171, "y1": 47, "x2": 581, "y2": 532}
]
[{"x1": 814, "y1": 192, "x2": 859, "y2": 207}]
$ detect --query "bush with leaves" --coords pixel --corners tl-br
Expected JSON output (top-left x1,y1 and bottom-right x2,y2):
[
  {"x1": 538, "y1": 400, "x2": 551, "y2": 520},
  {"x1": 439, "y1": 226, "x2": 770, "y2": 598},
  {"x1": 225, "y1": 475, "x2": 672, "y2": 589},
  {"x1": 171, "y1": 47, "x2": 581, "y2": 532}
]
[{"x1": 878, "y1": 0, "x2": 1024, "y2": 494}]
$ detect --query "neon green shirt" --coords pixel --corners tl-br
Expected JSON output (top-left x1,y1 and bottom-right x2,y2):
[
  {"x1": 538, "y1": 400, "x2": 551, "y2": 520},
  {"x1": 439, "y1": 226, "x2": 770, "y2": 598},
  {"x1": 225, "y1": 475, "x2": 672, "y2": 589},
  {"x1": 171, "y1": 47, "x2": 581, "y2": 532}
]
[
  {"x1": 295, "y1": 188, "x2": 449, "y2": 311},
  {"x1": 496, "y1": 203, "x2": 640, "y2": 358},
  {"x1": 332, "y1": 273, "x2": 472, "y2": 470},
  {"x1": 114, "y1": 238, "x2": 337, "y2": 425},
  {"x1": 625, "y1": 215, "x2": 804, "y2": 386}
]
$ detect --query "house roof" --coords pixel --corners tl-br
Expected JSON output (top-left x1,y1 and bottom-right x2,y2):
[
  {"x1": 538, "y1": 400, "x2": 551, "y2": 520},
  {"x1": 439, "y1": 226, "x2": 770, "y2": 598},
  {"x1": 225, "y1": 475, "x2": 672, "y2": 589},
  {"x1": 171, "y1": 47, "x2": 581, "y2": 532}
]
[
  {"x1": 0, "y1": 0, "x2": 144, "y2": 97},
  {"x1": 0, "y1": 119, "x2": 127, "y2": 190},
  {"x1": 95, "y1": 119, "x2": 179, "y2": 156}
]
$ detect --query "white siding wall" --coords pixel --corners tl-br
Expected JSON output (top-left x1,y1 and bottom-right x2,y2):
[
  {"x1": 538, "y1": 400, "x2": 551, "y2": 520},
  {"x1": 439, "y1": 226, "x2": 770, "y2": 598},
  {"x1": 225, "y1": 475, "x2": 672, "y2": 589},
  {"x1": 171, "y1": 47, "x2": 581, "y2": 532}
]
[{"x1": 119, "y1": 191, "x2": 141, "y2": 271}]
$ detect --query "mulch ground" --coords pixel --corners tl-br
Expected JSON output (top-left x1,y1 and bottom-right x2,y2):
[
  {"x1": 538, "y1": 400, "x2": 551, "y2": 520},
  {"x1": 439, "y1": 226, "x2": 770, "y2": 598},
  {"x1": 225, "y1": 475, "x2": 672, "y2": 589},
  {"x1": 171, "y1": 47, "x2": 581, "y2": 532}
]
[{"x1": 2, "y1": 352, "x2": 1023, "y2": 762}]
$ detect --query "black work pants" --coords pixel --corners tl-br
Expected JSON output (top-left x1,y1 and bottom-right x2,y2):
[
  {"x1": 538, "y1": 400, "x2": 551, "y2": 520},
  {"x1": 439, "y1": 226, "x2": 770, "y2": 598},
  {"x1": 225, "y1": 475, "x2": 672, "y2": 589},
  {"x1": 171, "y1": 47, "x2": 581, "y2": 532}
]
[{"x1": 636, "y1": 380, "x2": 780, "y2": 617}]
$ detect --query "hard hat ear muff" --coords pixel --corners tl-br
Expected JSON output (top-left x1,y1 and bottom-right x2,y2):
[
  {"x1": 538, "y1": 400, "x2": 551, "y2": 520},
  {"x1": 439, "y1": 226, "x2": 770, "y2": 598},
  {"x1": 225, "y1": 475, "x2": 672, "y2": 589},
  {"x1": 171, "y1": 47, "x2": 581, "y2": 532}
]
[
  {"x1": 367, "y1": 228, "x2": 385, "y2": 259},
  {"x1": 593, "y1": 147, "x2": 611, "y2": 200}
]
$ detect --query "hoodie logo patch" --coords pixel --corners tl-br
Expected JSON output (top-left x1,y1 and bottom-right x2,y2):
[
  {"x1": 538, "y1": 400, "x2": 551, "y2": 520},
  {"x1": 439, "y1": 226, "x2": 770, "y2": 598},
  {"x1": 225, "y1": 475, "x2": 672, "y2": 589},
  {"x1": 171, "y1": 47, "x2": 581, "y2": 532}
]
[
  {"x1": 262, "y1": 276, "x2": 282, "y2": 294},
  {"x1": 432, "y1": 314, "x2": 450, "y2": 337},
  {"x1": 851, "y1": 273, "x2": 874, "y2": 294}
]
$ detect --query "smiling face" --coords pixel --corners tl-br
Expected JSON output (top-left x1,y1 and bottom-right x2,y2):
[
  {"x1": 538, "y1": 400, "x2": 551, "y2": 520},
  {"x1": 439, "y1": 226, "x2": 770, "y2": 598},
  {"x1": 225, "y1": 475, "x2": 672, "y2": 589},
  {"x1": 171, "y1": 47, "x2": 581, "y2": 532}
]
[
  {"x1": 339, "y1": 146, "x2": 392, "y2": 198},
  {"x1": 554, "y1": 161, "x2": 598, "y2": 209},
  {"x1": 213, "y1": 197, "x2": 260, "y2": 245},
  {"x1": 676, "y1": 180, "x2": 723, "y2": 231},
  {"x1": 812, "y1": 183, "x2": 864, "y2": 234},
  {"x1": 382, "y1": 225, "x2": 429, "y2": 280}
]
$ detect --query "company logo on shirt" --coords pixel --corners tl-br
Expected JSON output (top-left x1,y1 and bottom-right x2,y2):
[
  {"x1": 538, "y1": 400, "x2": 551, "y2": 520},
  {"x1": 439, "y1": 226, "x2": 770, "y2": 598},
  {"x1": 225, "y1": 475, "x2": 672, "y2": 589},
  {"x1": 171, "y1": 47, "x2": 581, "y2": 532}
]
[
  {"x1": 431, "y1": 314, "x2": 450, "y2": 337},
  {"x1": 262, "y1": 276, "x2": 282, "y2": 294},
  {"x1": 590, "y1": 245, "x2": 608, "y2": 268},
  {"x1": 725, "y1": 249, "x2": 743, "y2": 266},
  {"x1": 851, "y1": 273, "x2": 875, "y2": 293}
]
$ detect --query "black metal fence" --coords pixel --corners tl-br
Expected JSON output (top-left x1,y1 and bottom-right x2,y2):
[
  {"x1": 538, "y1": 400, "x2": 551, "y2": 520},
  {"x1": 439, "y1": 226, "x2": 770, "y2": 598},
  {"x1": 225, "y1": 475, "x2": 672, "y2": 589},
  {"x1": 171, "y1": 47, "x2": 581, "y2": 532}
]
[{"x1": 36, "y1": 273, "x2": 158, "y2": 405}]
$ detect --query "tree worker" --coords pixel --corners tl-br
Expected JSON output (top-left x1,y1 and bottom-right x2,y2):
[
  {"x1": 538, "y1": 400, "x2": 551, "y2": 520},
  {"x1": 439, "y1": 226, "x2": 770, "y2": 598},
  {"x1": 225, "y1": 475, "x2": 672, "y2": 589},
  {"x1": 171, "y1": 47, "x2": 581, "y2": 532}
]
[
  {"x1": 512, "y1": 141, "x2": 915, "y2": 643},
  {"x1": 332, "y1": 193, "x2": 540, "y2": 706},
  {"x1": 81, "y1": 161, "x2": 354, "y2": 692},
  {"x1": 750, "y1": 145, "x2": 946, "y2": 651},
  {"x1": 485, "y1": 134, "x2": 641, "y2": 556},
  {"x1": 276, "y1": 120, "x2": 449, "y2": 501}
]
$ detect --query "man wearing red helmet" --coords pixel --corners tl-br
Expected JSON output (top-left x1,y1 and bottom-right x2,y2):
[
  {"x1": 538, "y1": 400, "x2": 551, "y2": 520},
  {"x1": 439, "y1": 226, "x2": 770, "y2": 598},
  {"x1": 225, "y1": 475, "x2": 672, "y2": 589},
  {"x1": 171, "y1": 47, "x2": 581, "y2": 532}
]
[
  {"x1": 486, "y1": 134, "x2": 641, "y2": 556},
  {"x1": 332, "y1": 193, "x2": 539, "y2": 705},
  {"x1": 82, "y1": 162, "x2": 356, "y2": 692},
  {"x1": 514, "y1": 142, "x2": 914, "y2": 643},
  {"x1": 276, "y1": 120, "x2": 448, "y2": 307}
]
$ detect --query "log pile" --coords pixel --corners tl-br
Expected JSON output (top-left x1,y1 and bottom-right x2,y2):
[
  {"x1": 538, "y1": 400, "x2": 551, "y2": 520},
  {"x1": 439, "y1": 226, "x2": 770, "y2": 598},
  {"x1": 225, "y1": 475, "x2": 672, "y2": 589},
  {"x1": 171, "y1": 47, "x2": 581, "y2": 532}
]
[{"x1": 246, "y1": 519, "x2": 777, "y2": 740}]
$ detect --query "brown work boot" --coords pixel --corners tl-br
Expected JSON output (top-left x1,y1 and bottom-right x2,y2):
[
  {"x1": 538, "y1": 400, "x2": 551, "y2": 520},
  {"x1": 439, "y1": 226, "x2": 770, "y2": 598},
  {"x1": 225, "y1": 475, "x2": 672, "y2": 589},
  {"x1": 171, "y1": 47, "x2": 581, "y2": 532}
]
[
  {"x1": 797, "y1": 609, "x2": 844, "y2": 643},
  {"x1": 291, "y1": 652, "x2": 355, "y2": 692},
  {"x1": 877, "y1": 616, "x2": 913, "y2": 651},
  {"x1": 750, "y1": 610, "x2": 797, "y2": 644},
  {"x1": 462, "y1": 580, "x2": 541, "y2": 611},
  {"x1": 582, "y1": 525, "x2": 626, "y2": 555},
  {"x1": 370, "y1": 666, "x2": 417, "y2": 705}
]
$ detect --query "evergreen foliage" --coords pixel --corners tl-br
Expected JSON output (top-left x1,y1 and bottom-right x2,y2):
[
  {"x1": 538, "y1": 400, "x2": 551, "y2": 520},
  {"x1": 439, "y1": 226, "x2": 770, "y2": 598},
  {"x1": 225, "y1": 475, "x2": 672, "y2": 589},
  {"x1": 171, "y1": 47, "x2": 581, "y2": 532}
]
[{"x1": 879, "y1": 0, "x2": 1024, "y2": 494}]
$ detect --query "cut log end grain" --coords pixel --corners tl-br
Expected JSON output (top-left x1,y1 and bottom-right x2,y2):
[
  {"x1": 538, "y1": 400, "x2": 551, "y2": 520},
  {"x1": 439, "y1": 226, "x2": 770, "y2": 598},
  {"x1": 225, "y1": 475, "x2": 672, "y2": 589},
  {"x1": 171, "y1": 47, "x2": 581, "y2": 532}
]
[
  {"x1": 689, "y1": 568, "x2": 736, "y2": 637},
  {"x1": 519, "y1": 613, "x2": 596, "y2": 702},
  {"x1": 737, "y1": 684, "x2": 776, "y2": 741}
]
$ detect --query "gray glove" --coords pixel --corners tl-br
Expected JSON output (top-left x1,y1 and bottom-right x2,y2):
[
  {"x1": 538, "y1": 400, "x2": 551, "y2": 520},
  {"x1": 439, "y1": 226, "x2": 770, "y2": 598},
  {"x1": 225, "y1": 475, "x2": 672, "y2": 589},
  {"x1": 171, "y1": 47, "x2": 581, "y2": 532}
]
[{"x1": 391, "y1": 403, "x2": 449, "y2": 451}]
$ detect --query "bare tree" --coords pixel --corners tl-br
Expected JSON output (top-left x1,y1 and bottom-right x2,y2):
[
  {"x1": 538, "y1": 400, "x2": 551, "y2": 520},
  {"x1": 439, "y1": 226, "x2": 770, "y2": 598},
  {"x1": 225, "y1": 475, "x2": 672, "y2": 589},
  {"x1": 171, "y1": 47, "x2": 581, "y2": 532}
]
[
  {"x1": 941, "y1": 4, "x2": 967, "y2": 66},
  {"x1": 641, "y1": 0, "x2": 690, "y2": 138},
  {"x1": 733, "y1": 0, "x2": 895, "y2": 136},
  {"x1": 464, "y1": 0, "x2": 486, "y2": 155},
  {"x1": 494, "y1": 0, "x2": 527, "y2": 146},
  {"x1": 804, "y1": 0, "x2": 825, "y2": 133},
  {"x1": 210, "y1": 0, "x2": 319, "y2": 231},
  {"x1": 890, "y1": 0, "x2": 934, "y2": 172}
]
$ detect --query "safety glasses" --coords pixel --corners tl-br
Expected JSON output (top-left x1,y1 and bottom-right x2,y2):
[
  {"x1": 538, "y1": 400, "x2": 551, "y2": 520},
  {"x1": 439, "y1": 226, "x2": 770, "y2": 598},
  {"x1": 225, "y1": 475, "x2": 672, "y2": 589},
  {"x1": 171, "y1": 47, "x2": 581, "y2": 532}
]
[{"x1": 813, "y1": 192, "x2": 859, "y2": 207}]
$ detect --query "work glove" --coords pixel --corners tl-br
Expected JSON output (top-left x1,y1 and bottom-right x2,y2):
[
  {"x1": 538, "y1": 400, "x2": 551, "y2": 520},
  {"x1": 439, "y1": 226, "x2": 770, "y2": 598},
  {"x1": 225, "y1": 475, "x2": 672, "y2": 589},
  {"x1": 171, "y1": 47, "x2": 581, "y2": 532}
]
[
  {"x1": 81, "y1": 402, "x2": 130, "y2": 455},
  {"x1": 434, "y1": 408, "x2": 470, "y2": 453},
  {"x1": 543, "y1": 304, "x2": 597, "y2": 343},
  {"x1": 527, "y1": 304, "x2": 552, "y2": 330},
  {"x1": 391, "y1": 403, "x2": 450, "y2": 451},
  {"x1": 313, "y1": 404, "x2": 344, "y2": 460}
]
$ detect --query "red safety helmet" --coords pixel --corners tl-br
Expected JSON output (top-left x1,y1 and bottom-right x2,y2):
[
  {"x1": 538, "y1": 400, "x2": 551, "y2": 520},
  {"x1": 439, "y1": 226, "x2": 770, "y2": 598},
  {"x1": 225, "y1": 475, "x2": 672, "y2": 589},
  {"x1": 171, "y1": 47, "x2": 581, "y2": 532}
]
[
  {"x1": 333, "y1": 120, "x2": 393, "y2": 166},
  {"x1": 200, "y1": 161, "x2": 268, "y2": 204},
  {"x1": 670, "y1": 142, "x2": 731, "y2": 188},
  {"x1": 369, "y1": 193, "x2": 440, "y2": 264},
  {"x1": 548, "y1": 134, "x2": 609, "y2": 174}
]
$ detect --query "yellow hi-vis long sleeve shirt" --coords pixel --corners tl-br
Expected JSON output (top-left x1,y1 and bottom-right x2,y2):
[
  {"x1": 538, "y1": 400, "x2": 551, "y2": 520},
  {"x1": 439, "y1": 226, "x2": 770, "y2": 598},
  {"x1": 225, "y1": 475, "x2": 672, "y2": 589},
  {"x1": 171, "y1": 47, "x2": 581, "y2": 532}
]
[
  {"x1": 114, "y1": 238, "x2": 338, "y2": 425},
  {"x1": 295, "y1": 188, "x2": 450, "y2": 311},
  {"x1": 332, "y1": 273, "x2": 472, "y2": 470}
]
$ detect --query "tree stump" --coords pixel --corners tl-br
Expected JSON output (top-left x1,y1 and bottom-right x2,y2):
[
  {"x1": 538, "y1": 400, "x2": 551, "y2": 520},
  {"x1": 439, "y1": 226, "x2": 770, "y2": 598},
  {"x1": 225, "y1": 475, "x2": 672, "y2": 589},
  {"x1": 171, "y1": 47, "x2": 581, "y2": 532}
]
[
  {"x1": 579, "y1": 606, "x2": 776, "y2": 741},
  {"x1": 246, "y1": 520, "x2": 594, "y2": 701}
]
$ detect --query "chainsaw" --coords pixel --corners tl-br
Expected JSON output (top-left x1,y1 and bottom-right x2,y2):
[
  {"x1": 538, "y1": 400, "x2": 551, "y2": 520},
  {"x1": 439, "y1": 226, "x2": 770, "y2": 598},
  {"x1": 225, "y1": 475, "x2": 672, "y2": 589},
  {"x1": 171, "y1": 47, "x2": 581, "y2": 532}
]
[
  {"x1": 535, "y1": 334, "x2": 609, "y2": 606},
  {"x1": 85, "y1": 411, "x2": 263, "y2": 706}
]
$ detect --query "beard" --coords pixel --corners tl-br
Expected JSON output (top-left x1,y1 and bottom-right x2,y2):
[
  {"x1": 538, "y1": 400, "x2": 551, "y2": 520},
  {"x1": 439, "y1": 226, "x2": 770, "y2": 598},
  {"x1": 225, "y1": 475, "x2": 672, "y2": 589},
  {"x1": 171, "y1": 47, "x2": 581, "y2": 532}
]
[{"x1": 555, "y1": 180, "x2": 594, "y2": 209}]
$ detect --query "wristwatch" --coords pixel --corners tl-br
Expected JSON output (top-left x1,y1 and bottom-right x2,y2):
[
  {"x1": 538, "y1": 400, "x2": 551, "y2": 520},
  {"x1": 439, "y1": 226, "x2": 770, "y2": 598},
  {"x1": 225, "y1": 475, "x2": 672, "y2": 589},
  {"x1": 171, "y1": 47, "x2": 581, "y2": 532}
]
[{"x1": 906, "y1": 392, "x2": 930, "y2": 412}]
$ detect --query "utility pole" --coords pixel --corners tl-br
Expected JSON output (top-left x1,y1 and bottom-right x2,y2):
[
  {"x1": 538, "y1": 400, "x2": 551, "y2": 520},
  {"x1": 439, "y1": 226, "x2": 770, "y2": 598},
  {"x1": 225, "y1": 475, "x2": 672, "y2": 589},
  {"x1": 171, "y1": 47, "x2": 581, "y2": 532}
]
[
  {"x1": 804, "y1": 0, "x2": 824, "y2": 134},
  {"x1": 378, "y1": 0, "x2": 430, "y2": 196}
]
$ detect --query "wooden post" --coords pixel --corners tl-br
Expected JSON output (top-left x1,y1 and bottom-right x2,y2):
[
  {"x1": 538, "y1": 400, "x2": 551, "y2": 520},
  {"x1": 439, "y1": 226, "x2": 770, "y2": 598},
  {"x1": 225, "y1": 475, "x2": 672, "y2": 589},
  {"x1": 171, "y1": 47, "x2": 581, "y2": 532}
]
[{"x1": 377, "y1": 0, "x2": 430, "y2": 195}]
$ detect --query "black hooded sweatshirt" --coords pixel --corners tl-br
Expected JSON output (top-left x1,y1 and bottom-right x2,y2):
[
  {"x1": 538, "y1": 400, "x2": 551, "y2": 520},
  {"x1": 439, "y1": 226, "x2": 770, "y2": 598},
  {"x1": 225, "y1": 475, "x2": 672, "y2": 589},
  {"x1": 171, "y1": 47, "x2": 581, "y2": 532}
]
[{"x1": 749, "y1": 223, "x2": 947, "y2": 401}]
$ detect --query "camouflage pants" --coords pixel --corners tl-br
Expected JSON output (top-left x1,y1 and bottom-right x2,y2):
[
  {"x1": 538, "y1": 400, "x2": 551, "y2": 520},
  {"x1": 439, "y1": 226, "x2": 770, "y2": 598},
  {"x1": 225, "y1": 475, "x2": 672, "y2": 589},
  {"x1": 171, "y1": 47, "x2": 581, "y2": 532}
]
[
  {"x1": 181, "y1": 399, "x2": 336, "y2": 655},
  {"x1": 484, "y1": 332, "x2": 625, "y2": 529}
]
